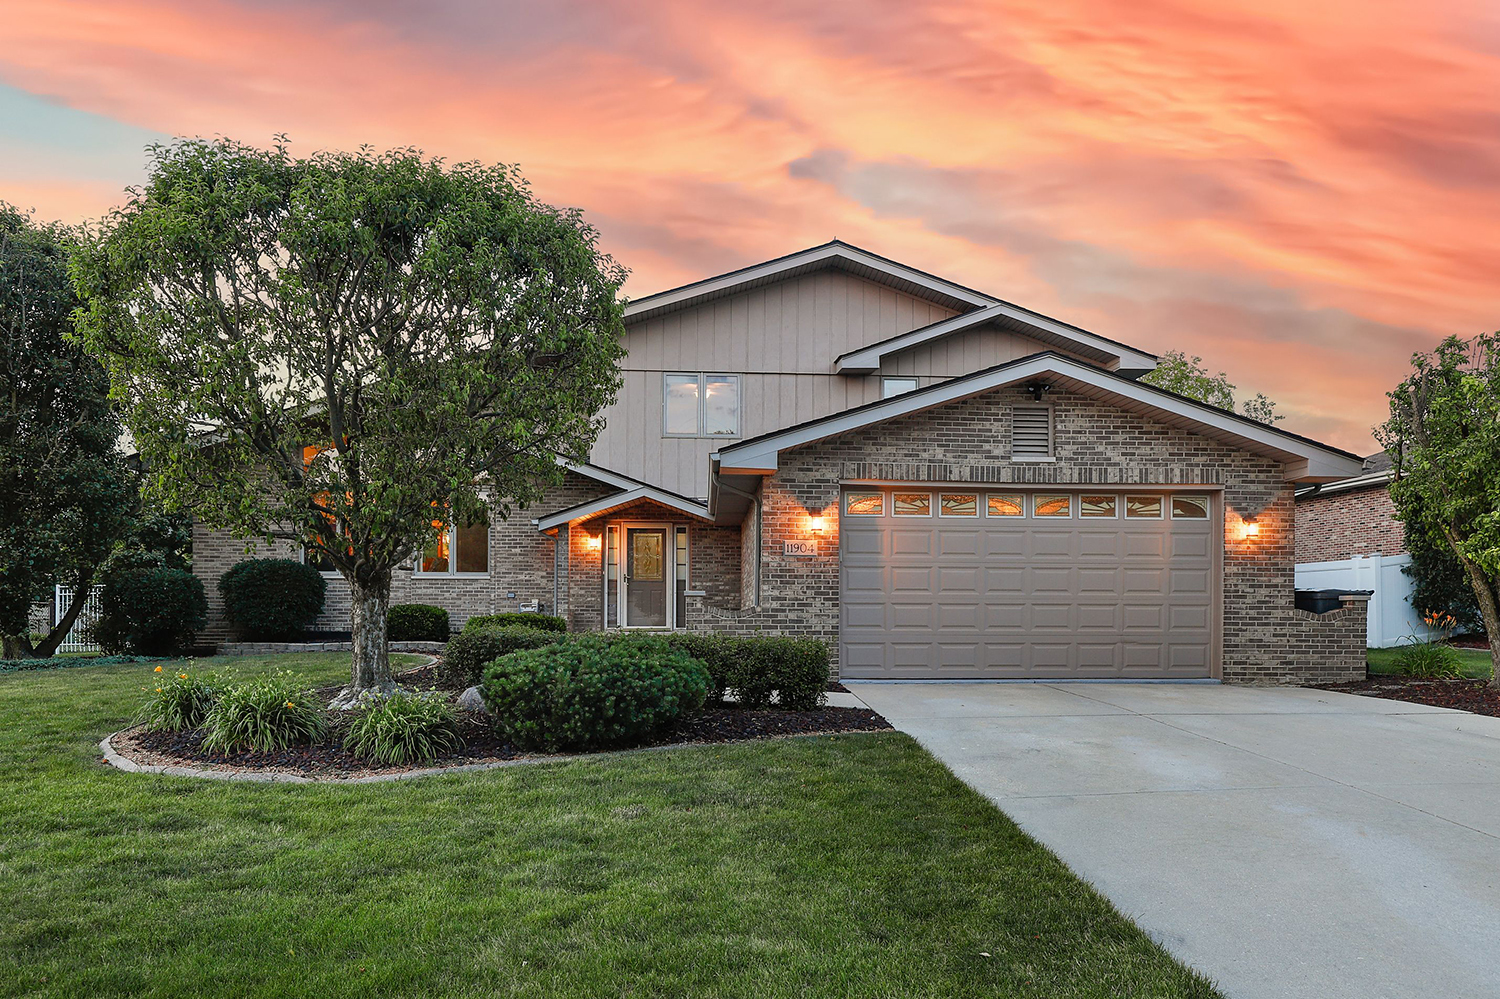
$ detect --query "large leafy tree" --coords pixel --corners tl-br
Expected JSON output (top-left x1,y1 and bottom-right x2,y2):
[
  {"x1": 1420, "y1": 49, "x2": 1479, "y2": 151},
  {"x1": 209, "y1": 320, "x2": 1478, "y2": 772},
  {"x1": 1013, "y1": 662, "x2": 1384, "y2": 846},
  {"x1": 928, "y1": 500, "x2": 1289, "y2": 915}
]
[
  {"x1": 73, "y1": 138, "x2": 627, "y2": 700},
  {"x1": 0, "y1": 204, "x2": 135, "y2": 658},
  {"x1": 1376, "y1": 334, "x2": 1500, "y2": 684},
  {"x1": 1142, "y1": 350, "x2": 1283, "y2": 424}
]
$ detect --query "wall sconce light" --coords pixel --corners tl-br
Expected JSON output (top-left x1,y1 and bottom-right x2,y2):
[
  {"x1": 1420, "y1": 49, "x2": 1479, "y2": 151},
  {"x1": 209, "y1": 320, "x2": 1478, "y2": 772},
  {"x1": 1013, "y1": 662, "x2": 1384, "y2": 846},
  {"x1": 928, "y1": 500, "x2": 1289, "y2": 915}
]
[
  {"x1": 585, "y1": 533, "x2": 602, "y2": 551},
  {"x1": 1239, "y1": 517, "x2": 1260, "y2": 540},
  {"x1": 809, "y1": 515, "x2": 826, "y2": 534}
]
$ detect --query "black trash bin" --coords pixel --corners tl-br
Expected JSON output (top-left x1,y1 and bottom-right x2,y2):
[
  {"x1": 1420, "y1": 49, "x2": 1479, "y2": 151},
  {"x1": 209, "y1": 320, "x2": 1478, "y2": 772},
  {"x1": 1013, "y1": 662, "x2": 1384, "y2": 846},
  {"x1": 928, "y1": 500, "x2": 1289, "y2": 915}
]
[{"x1": 1294, "y1": 588, "x2": 1371, "y2": 614}]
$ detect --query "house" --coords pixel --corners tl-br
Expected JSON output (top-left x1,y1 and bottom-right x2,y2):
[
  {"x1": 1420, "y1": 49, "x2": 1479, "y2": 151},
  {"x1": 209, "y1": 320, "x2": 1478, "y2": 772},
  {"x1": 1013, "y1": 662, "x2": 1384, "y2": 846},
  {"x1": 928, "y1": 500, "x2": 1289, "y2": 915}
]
[
  {"x1": 1295, "y1": 452, "x2": 1431, "y2": 647},
  {"x1": 194, "y1": 240, "x2": 1371, "y2": 683}
]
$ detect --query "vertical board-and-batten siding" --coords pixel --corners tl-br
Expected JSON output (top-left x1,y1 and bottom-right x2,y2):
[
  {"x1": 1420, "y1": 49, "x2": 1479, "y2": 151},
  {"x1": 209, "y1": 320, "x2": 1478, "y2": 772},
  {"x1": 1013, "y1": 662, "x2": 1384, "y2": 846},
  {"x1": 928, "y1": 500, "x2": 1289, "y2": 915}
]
[{"x1": 591, "y1": 268, "x2": 1095, "y2": 497}]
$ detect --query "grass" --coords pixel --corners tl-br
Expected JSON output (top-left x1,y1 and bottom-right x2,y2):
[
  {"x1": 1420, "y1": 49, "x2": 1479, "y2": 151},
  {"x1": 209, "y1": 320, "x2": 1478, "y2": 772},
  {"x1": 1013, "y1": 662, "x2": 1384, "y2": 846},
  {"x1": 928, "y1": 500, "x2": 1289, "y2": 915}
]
[
  {"x1": 0, "y1": 654, "x2": 1220, "y2": 999},
  {"x1": 1367, "y1": 645, "x2": 1495, "y2": 679}
]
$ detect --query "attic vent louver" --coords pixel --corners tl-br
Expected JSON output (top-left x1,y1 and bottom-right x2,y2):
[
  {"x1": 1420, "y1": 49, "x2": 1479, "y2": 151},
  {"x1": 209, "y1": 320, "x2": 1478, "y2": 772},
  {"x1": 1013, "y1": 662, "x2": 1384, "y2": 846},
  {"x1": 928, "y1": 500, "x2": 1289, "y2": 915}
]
[{"x1": 1012, "y1": 406, "x2": 1052, "y2": 460}]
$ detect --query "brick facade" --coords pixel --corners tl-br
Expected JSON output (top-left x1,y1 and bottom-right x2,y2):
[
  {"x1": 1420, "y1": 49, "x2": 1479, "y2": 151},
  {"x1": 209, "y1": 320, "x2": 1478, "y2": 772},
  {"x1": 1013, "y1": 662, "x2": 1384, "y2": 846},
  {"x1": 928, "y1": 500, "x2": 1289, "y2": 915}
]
[
  {"x1": 674, "y1": 385, "x2": 1364, "y2": 685},
  {"x1": 193, "y1": 470, "x2": 616, "y2": 642},
  {"x1": 1294, "y1": 483, "x2": 1404, "y2": 563}
]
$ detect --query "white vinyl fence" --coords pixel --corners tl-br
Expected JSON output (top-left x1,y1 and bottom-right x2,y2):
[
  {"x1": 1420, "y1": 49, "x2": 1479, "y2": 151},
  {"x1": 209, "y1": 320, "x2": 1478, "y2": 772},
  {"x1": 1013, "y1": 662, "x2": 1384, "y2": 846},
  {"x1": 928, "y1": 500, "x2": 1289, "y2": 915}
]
[
  {"x1": 1294, "y1": 553, "x2": 1435, "y2": 649},
  {"x1": 53, "y1": 584, "x2": 104, "y2": 654}
]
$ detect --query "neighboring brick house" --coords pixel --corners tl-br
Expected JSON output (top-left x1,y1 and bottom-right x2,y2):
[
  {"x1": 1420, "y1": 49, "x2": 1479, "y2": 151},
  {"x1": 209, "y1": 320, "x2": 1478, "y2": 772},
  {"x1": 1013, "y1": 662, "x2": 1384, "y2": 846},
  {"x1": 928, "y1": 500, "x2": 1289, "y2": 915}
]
[
  {"x1": 194, "y1": 241, "x2": 1369, "y2": 682},
  {"x1": 1294, "y1": 452, "x2": 1402, "y2": 563}
]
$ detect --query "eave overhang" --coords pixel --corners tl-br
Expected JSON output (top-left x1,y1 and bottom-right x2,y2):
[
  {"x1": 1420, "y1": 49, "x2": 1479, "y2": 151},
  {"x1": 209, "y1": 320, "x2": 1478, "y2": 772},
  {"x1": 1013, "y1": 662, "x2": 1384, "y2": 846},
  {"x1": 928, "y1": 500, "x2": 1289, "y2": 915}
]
[{"x1": 535, "y1": 485, "x2": 713, "y2": 535}]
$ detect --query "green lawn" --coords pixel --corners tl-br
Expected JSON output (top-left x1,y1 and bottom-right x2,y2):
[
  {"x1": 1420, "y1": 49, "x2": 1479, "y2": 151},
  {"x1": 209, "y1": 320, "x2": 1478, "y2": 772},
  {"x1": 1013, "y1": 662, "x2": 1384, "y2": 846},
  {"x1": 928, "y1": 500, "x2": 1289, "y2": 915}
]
[
  {"x1": 1367, "y1": 645, "x2": 1495, "y2": 679},
  {"x1": 0, "y1": 654, "x2": 1219, "y2": 999}
]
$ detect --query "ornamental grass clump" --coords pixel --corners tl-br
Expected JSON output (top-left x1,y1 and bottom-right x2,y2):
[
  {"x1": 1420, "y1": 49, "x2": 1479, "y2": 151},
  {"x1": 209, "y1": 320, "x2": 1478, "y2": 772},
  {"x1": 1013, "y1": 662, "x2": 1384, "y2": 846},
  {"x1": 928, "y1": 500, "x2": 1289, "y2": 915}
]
[
  {"x1": 201, "y1": 670, "x2": 326, "y2": 753},
  {"x1": 343, "y1": 690, "x2": 464, "y2": 764},
  {"x1": 136, "y1": 665, "x2": 219, "y2": 731},
  {"x1": 480, "y1": 633, "x2": 711, "y2": 752}
]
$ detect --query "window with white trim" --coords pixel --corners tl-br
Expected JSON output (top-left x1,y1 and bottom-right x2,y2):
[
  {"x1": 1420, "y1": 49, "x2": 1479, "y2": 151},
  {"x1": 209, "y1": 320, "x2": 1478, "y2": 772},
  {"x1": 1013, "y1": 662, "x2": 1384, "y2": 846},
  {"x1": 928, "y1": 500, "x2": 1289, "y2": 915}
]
[
  {"x1": 1011, "y1": 405, "x2": 1052, "y2": 460},
  {"x1": 881, "y1": 376, "x2": 918, "y2": 399},
  {"x1": 664, "y1": 373, "x2": 739, "y2": 437}
]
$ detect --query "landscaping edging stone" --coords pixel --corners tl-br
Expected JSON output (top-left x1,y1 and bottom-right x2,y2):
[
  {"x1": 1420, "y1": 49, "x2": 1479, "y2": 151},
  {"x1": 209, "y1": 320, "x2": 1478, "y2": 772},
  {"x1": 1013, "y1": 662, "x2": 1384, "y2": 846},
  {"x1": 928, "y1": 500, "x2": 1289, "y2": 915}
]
[
  {"x1": 218, "y1": 640, "x2": 446, "y2": 655},
  {"x1": 99, "y1": 726, "x2": 886, "y2": 784}
]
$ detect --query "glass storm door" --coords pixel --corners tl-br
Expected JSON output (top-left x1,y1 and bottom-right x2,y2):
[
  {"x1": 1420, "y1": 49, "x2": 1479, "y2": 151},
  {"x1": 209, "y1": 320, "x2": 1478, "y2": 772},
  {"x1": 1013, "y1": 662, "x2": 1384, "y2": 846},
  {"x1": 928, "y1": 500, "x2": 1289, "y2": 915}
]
[{"x1": 625, "y1": 528, "x2": 669, "y2": 627}]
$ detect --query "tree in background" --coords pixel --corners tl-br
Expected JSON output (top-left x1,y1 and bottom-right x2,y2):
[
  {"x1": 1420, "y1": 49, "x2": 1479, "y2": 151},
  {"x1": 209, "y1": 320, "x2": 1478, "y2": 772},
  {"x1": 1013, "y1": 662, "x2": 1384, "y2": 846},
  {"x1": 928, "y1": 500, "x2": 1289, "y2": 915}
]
[
  {"x1": 0, "y1": 204, "x2": 135, "y2": 659},
  {"x1": 73, "y1": 138, "x2": 627, "y2": 702},
  {"x1": 1401, "y1": 498, "x2": 1484, "y2": 636},
  {"x1": 1376, "y1": 334, "x2": 1500, "y2": 685},
  {"x1": 1142, "y1": 350, "x2": 1284, "y2": 425}
]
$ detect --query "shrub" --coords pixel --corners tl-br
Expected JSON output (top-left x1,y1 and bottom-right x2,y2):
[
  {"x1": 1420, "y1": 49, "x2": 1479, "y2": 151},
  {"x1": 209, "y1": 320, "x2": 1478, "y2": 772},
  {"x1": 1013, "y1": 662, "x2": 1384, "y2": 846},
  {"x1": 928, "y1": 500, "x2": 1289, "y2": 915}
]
[
  {"x1": 480, "y1": 633, "x2": 711, "y2": 751},
  {"x1": 664, "y1": 633, "x2": 828, "y2": 709},
  {"x1": 92, "y1": 551, "x2": 208, "y2": 656},
  {"x1": 136, "y1": 665, "x2": 219, "y2": 731},
  {"x1": 463, "y1": 612, "x2": 567, "y2": 634},
  {"x1": 217, "y1": 558, "x2": 327, "y2": 640},
  {"x1": 343, "y1": 689, "x2": 464, "y2": 764},
  {"x1": 388, "y1": 604, "x2": 450, "y2": 642},
  {"x1": 1391, "y1": 641, "x2": 1465, "y2": 679},
  {"x1": 201, "y1": 670, "x2": 327, "y2": 752},
  {"x1": 440, "y1": 625, "x2": 561, "y2": 688}
]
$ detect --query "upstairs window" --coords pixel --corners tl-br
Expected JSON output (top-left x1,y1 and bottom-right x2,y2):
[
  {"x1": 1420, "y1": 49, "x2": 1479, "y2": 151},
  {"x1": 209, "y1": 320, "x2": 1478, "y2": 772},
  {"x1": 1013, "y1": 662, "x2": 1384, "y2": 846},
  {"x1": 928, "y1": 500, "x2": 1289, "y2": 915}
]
[
  {"x1": 664, "y1": 373, "x2": 739, "y2": 437},
  {"x1": 882, "y1": 376, "x2": 919, "y2": 399},
  {"x1": 1011, "y1": 406, "x2": 1052, "y2": 460}
]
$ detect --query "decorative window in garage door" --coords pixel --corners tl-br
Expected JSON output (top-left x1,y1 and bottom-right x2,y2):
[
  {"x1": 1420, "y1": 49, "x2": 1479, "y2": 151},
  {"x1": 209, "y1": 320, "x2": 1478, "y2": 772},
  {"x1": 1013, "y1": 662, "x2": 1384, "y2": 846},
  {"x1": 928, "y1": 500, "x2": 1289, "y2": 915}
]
[
  {"x1": 845, "y1": 491, "x2": 884, "y2": 516},
  {"x1": 939, "y1": 493, "x2": 977, "y2": 516},
  {"x1": 1126, "y1": 495, "x2": 1163, "y2": 518},
  {"x1": 1080, "y1": 494, "x2": 1118, "y2": 518},
  {"x1": 1034, "y1": 494, "x2": 1071, "y2": 517},
  {"x1": 1172, "y1": 495, "x2": 1210, "y2": 518},
  {"x1": 987, "y1": 493, "x2": 1024, "y2": 517},
  {"x1": 893, "y1": 492, "x2": 932, "y2": 516}
]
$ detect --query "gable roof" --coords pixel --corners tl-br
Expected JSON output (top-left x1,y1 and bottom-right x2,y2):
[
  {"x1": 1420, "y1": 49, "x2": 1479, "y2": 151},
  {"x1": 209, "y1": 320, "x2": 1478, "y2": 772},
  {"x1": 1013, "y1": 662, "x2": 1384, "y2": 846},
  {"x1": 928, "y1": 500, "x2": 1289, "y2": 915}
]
[
  {"x1": 835, "y1": 302, "x2": 1158, "y2": 374},
  {"x1": 622, "y1": 239, "x2": 1158, "y2": 375},
  {"x1": 535, "y1": 484, "x2": 712, "y2": 534},
  {"x1": 622, "y1": 240, "x2": 995, "y2": 325},
  {"x1": 711, "y1": 352, "x2": 1363, "y2": 487}
]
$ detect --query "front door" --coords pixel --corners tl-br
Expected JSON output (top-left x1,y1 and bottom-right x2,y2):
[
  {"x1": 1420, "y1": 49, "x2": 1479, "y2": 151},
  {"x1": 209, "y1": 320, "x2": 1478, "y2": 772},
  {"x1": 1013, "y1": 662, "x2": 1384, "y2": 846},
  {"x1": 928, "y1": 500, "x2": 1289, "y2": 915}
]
[{"x1": 625, "y1": 527, "x2": 669, "y2": 627}]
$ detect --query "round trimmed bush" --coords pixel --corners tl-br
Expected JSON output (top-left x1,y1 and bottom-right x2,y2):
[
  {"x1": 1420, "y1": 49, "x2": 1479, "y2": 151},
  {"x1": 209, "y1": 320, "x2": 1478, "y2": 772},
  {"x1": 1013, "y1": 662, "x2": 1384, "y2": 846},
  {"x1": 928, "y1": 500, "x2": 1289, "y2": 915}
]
[
  {"x1": 343, "y1": 690, "x2": 464, "y2": 764},
  {"x1": 388, "y1": 604, "x2": 450, "y2": 642},
  {"x1": 92, "y1": 551, "x2": 208, "y2": 656},
  {"x1": 201, "y1": 671, "x2": 326, "y2": 752},
  {"x1": 480, "y1": 633, "x2": 711, "y2": 751},
  {"x1": 439, "y1": 625, "x2": 560, "y2": 688},
  {"x1": 218, "y1": 558, "x2": 327, "y2": 641}
]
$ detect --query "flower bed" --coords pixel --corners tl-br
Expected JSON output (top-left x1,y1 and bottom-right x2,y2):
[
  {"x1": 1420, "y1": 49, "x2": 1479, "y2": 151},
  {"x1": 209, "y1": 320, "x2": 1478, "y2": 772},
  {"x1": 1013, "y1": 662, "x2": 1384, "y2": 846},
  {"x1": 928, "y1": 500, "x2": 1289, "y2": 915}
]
[
  {"x1": 1315, "y1": 675, "x2": 1500, "y2": 716},
  {"x1": 104, "y1": 663, "x2": 891, "y2": 781}
]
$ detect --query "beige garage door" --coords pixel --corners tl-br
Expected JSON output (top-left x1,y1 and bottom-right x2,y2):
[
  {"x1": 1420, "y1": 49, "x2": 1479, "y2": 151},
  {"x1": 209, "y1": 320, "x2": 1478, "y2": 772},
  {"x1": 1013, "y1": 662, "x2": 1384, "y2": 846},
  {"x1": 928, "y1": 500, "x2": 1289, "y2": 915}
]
[{"x1": 840, "y1": 488, "x2": 1218, "y2": 679}]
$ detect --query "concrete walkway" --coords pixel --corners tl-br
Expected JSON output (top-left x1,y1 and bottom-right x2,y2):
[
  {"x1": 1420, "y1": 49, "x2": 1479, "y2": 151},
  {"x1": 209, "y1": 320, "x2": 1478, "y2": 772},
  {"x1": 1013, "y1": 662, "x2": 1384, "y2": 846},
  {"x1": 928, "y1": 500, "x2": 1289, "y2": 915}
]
[{"x1": 848, "y1": 681, "x2": 1500, "y2": 999}]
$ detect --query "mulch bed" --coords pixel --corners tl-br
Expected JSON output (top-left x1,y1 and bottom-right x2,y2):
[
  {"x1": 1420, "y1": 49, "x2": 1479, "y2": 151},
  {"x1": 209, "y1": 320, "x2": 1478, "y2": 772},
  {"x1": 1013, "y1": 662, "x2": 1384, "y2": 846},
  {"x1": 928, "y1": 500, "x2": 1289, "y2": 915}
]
[
  {"x1": 1314, "y1": 675, "x2": 1500, "y2": 717},
  {"x1": 114, "y1": 661, "x2": 891, "y2": 780}
]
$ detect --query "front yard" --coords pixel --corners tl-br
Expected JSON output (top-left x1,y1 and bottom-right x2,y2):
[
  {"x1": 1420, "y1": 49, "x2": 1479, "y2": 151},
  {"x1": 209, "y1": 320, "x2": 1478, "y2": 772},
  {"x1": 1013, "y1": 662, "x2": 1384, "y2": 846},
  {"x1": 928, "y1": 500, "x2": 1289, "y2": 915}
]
[{"x1": 0, "y1": 653, "x2": 1219, "y2": 998}]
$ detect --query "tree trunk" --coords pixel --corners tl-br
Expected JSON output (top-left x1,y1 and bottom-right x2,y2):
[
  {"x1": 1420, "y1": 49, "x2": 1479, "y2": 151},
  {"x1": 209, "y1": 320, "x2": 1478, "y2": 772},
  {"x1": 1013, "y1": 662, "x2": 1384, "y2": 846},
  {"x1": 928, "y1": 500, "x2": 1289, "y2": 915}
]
[
  {"x1": 330, "y1": 568, "x2": 395, "y2": 708},
  {"x1": 1460, "y1": 563, "x2": 1500, "y2": 689}
]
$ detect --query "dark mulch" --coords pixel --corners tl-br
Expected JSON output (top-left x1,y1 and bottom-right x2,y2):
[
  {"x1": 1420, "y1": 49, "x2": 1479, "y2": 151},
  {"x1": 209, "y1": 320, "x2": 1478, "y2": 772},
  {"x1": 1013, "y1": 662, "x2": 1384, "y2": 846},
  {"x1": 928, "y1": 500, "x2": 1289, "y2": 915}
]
[
  {"x1": 827, "y1": 681, "x2": 851, "y2": 693},
  {"x1": 122, "y1": 699, "x2": 892, "y2": 780},
  {"x1": 1315, "y1": 675, "x2": 1500, "y2": 717}
]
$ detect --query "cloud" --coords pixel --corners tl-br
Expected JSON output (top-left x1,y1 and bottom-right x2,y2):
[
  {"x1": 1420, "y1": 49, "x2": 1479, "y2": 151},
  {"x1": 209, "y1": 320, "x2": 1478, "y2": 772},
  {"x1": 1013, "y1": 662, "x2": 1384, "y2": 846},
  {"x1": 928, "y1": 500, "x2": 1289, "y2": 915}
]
[{"x1": 2, "y1": 0, "x2": 1497, "y2": 452}]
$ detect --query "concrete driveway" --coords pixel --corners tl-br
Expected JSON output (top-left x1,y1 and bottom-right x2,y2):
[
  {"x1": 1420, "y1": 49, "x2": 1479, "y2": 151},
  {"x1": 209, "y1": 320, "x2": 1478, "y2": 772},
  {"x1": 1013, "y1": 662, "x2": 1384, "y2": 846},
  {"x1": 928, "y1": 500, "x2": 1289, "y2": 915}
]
[{"x1": 848, "y1": 681, "x2": 1500, "y2": 999}]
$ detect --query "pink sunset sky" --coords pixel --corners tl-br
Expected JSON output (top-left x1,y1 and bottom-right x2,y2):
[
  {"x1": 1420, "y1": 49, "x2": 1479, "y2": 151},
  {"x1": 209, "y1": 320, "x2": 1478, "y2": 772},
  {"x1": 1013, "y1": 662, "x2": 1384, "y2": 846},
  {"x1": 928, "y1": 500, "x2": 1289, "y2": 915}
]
[{"x1": 5, "y1": 0, "x2": 1499, "y2": 453}]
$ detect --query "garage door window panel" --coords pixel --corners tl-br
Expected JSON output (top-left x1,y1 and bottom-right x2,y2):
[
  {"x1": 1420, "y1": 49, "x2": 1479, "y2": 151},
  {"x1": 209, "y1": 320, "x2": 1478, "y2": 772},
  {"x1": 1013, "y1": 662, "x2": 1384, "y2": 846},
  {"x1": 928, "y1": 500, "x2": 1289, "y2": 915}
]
[
  {"x1": 1172, "y1": 495, "x2": 1210, "y2": 519},
  {"x1": 987, "y1": 493, "x2": 1024, "y2": 517},
  {"x1": 939, "y1": 493, "x2": 977, "y2": 516},
  {"x1": 893, "y1": 492, "x2": 932, "y2": 516},
  {"x1": 1080, "y1": 495, "x2": 1118, "y2": 518},
  {"x1": 845, "y1": 491, "x2": 884, "y2": 516},
  {"x1": 1126, "y1": 495, "x2": 1163, "y2": 518},
  {"x1": 1034, "y1": 494, "x2": 1072, "y2": 517}
]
